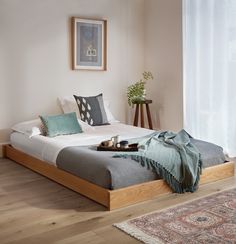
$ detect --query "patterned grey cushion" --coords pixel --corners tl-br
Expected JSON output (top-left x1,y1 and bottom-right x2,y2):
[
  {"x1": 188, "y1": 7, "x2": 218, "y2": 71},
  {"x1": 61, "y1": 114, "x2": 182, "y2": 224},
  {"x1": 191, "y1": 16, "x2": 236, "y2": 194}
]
[{"x1": 73, "y1": 94, "x2": 109, "y2": 126}]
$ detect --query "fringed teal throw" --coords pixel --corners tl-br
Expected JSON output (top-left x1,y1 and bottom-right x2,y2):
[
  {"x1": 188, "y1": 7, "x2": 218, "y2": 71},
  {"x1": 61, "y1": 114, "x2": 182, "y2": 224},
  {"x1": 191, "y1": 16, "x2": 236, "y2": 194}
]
[{"x1": 113, "y1": 130, "x2": 202, "y2": 193}]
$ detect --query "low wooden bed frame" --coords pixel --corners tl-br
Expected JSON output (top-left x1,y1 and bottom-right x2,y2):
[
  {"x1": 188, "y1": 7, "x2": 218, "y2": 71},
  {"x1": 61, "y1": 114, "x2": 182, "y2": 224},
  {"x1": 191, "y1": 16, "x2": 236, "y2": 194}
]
[{"x1": 3, "y1": 144, "x2": 235, "y2": 210}]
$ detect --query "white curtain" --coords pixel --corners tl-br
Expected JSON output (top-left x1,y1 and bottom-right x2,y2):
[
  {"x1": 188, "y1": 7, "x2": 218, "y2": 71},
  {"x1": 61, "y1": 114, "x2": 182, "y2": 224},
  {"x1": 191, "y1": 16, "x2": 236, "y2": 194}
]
[{"x1": 183, "y1": 0, "x2": 236, "y2": 157}]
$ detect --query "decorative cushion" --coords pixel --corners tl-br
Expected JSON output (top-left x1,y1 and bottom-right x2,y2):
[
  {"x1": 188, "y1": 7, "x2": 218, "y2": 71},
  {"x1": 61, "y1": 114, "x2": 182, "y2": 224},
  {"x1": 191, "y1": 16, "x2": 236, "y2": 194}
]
[
  {"x1": 58, "y1": 96, "x2": 119, "y2": 123},
  {"x1": 39, "y1": 112, "x2": 82, "y2": 137},
  {"x1": 73, "y1": 94, "x2": 109, "y2": 126}
]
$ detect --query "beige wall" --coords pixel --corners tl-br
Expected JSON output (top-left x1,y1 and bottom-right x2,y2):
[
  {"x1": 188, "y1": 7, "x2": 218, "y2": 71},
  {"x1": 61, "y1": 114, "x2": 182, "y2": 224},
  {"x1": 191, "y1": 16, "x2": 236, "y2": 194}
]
[
  {"x1": 0, "y1": 0, "x2": 183, "y2": 147},
  {"x1": 0, "y1": 0, "x2": 144, "y2": 132},
  {"x1": 144, "y1": 0, "x2": 183, "y2": 131}
]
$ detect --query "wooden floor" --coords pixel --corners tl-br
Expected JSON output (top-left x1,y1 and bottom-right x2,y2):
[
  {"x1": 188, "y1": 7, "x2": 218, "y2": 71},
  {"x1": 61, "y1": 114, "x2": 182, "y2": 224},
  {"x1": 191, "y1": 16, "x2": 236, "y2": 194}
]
[{"x1": 0, "y1": 158, "x2": 235, "y2": 244}]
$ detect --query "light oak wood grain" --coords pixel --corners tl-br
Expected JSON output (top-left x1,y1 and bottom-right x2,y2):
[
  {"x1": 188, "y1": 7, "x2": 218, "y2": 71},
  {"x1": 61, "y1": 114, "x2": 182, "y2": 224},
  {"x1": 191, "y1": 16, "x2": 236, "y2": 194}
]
[
  {"x1": 109, "y1": 161, "x2": 235, "y2": 210},
  {"x1": 4, "y1": 145, "x2": 109, "y2": 207},
  {"x1": 0, "y1": 129, "x2": 11, "y2": 157},
  {"x1": 109, "y1": 179, "x2": 172, "y2": 210},
  {"x1": 3, "y1": 145, "x2": 235, "y2": 211},
  {"x1": 200, "y1": 162, "x2": 235, "y2": 184},
  {"x1": 0, "y1": 157, "x2": 235, "y2": 243},
  {"x1": 0, "y1": 143, "x2": 8, "y2": 158}
]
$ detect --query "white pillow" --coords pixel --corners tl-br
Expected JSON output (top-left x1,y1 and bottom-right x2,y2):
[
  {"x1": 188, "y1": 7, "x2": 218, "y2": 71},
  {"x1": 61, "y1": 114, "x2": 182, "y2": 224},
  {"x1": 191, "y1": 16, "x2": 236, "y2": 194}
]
[
  {"x1": 58, "y1": 96, "x2": 119, "y2": 123},
  {"x1": 103, "y1": 100, "x2": 120, "y2": 123},
  {"x1": 77, "y1": 119, "x2": 95, "y2": 131},
  {"x1": 58, "y1": 96, "x2": 80, "y2": 118},
  {"x1": 12, "y1": 119, "x2": 43, "y2": 138}
]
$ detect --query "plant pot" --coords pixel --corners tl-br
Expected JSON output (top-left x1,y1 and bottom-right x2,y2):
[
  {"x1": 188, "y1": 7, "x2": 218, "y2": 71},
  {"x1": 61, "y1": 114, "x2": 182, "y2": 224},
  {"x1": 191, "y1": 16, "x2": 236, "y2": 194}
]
[{"x1": 131, "y1": 96, "x2": 145, "y2": 104}]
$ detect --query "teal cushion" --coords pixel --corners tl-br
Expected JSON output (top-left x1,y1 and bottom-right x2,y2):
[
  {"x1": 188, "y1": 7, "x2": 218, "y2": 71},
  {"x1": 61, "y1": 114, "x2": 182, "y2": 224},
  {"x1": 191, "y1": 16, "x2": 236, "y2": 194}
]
[{"x1": 39, "y1": 112, "x2": 82, "y2": 137}]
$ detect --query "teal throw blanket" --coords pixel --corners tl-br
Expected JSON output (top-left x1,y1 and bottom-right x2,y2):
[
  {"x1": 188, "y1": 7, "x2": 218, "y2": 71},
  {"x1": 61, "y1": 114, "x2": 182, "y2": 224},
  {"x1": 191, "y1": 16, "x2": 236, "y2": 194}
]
[{"x1": 113, "y1": 130, "x2": 202, "y2": 193}]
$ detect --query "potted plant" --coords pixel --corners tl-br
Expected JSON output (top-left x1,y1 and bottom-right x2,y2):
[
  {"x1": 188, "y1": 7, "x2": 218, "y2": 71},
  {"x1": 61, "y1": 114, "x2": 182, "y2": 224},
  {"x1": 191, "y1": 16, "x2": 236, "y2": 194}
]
[{"x1": 127, "y1": 71, "x2": 153, "y2": 106}]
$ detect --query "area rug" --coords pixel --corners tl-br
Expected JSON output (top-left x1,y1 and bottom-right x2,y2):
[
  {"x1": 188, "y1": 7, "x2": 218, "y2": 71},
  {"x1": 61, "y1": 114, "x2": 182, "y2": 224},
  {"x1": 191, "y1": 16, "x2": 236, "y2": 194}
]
[{"x1": 114, "y1": 188, "x2": 236, "y2": 244}]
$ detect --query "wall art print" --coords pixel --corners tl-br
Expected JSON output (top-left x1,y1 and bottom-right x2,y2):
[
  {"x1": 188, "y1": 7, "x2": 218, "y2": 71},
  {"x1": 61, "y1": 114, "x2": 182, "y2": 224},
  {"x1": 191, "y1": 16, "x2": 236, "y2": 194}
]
[{"x1": 72, "y1": 17, "x2": 107, "y2": 70}]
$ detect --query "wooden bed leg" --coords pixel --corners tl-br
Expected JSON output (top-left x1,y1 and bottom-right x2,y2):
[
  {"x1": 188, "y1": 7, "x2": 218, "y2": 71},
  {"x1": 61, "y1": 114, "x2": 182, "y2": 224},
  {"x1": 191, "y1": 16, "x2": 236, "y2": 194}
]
[{"x1": 1, "y1": 144, "x2": 7, "y2": 158}]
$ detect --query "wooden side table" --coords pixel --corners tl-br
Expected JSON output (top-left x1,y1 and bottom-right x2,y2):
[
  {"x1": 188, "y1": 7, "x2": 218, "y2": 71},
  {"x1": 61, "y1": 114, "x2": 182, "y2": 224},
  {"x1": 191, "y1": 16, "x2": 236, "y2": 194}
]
[{"x1": 133, "y1": 99, "x2": 153, "y2": 129}]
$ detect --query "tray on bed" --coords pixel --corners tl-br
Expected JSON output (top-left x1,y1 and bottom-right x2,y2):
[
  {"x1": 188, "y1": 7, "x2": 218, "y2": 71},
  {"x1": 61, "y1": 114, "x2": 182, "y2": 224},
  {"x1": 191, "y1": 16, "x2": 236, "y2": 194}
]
[{"x1": 97, "y1": 145, "x2": 138, "y2": 152}]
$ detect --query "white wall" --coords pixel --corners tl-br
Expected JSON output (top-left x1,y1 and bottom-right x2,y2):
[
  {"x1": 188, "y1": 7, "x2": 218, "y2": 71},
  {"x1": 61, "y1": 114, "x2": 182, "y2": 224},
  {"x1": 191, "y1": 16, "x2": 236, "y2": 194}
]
[
  {"x1": 144, "y1": 0, "x2": 183, "y2": 131},
  {"x1": 0, "y1": 0, "x2": 144, "y2": 132},
  {"x1": 0, "y1": 0, "x2": 184, "y2": 146}
]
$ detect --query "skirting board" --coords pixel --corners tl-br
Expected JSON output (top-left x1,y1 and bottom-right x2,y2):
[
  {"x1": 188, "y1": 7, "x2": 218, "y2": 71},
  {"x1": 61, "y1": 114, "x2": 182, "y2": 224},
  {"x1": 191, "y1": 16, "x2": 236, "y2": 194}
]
[{"x1": 3, "y1": 145, "x2": 235, "y2": 210}]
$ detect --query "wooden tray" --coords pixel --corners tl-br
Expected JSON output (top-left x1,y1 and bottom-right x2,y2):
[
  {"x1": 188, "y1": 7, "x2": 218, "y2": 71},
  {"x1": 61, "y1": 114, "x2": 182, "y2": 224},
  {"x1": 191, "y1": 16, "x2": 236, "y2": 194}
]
[{"x1": 97, "y1": 145, "x2": 138, "y2": 152}]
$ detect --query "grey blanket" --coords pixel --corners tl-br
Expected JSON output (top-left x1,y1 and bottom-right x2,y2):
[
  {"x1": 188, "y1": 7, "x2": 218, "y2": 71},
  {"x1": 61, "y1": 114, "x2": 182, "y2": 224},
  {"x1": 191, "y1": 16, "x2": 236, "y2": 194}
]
[
  {"x1": 113, "y1": 130, "x2": 202, "y2": 193},
  {"x1": 56, "y1": 136, "x2": 225, "y2": 190}
]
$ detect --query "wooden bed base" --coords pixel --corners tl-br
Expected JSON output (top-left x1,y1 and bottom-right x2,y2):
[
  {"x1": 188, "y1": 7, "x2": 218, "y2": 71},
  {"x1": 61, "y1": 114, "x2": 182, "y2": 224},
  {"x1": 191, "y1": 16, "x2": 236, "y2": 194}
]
[{"x1": 3, "y1": 145, "x2": 235, "y2": 210}]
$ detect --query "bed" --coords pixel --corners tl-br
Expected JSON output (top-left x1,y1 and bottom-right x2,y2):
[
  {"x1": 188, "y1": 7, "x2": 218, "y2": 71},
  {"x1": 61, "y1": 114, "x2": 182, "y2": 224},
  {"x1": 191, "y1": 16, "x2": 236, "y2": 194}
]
[{"x1": 4, "y1": 123, "x2": 235, "y2": 210}]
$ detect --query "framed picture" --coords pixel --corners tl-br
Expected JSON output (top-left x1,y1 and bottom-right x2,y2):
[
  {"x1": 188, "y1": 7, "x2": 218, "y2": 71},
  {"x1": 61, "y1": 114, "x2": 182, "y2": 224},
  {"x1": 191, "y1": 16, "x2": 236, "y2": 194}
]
[{"x1": 71, "y1": 17, "x2": 107, "y2": 70}]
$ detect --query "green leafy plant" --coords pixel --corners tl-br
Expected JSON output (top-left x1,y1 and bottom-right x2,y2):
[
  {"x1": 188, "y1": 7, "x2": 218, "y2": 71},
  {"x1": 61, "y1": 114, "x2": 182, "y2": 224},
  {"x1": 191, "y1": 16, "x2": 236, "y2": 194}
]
[{"x1": 127, "y1": 71, "x2": 153, "y2": 106}]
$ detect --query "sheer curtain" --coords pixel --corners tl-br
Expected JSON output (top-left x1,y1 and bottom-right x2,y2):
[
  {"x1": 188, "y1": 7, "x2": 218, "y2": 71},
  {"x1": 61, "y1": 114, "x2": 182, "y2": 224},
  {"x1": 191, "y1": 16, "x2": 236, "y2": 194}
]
[{"x1": 183, "y1": 0, "x2": 236, "y2": 157}]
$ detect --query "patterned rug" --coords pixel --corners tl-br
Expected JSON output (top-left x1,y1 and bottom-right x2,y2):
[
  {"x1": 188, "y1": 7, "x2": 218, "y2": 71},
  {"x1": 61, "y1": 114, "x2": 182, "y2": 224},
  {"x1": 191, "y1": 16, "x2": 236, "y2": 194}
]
[{"x1": 114, "y1": 188, "x2": 236, "y2": 244}]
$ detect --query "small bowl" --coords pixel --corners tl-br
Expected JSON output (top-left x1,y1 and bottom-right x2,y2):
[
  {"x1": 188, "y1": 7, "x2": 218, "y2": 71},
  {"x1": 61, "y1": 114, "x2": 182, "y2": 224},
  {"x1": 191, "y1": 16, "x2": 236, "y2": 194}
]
[
  {"x1": 119, "y1": 140, "x2": 129, "y2": 148},
  {"x1": 128, "y1": 143, "x2": 139, "y2": 148}
]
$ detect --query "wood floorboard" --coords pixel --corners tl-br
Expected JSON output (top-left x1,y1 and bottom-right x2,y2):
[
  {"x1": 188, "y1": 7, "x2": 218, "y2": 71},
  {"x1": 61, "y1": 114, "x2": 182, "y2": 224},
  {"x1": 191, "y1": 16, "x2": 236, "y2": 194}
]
[{"x1": 0, "y1": 158, "x2": 235, "y2": 244}]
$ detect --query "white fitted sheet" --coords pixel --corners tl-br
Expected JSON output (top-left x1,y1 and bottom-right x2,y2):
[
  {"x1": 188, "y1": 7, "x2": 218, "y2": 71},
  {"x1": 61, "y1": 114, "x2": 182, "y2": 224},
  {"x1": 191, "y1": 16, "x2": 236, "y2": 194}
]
[
  {"x1": 10, "y1": 123, "x2": 153, "y2": 166},
  {"x1": 10, "y1": 132, "x2": 52, "y2": 163}
]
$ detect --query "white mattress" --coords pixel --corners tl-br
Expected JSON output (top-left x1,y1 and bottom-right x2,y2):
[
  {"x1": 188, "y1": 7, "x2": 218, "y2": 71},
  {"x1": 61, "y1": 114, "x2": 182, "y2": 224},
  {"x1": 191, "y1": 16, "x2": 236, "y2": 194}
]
[
  {"x1": 11, "y1": 132, "x2": 48, "y2": 162},
  {"x1": 10, "y1": 123, "x2": 153, "y2": 166}
]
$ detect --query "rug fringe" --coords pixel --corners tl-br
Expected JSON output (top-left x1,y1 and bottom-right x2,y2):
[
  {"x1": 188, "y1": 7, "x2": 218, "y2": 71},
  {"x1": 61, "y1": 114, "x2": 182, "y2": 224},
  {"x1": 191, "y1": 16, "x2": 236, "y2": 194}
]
[{"x1": 113, "y1": 223, "x2": 163, "y2": 244}]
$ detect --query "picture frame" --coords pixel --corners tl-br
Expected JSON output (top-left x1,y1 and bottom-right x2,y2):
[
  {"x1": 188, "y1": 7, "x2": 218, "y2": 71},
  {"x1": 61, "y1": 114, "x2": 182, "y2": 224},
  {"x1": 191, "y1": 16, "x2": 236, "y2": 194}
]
[{"x1": 71, "y1": 17, "x2": 107, "y2": 71}]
